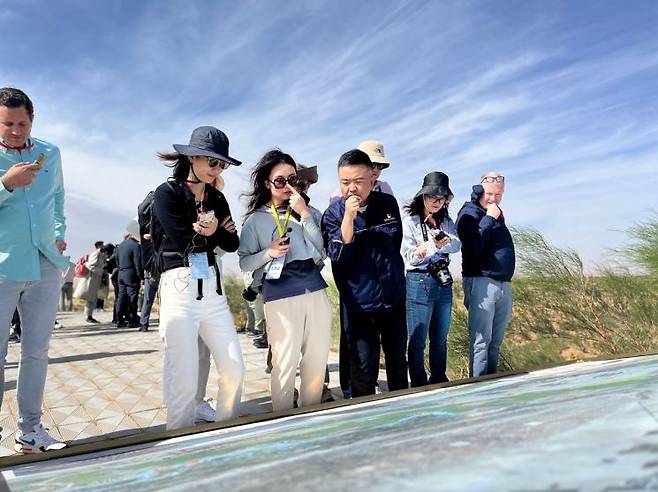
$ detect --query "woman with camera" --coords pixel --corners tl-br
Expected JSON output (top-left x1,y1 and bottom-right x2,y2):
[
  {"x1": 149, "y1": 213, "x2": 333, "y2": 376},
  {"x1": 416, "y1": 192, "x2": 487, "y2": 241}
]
[
  {"x1": 152, "y1": 126, "x2": 245, "y2": 430},
  {"x1": 238, "y1": 149, "x2": 331, "y2": 411},
  {"x1": 401, "y1": 172, "x2": 461, "y2": 387}
]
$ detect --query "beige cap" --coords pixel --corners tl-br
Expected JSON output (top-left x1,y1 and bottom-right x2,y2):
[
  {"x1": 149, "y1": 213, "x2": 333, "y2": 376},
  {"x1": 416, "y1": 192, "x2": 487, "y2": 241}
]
[
  {"x1": 126, "y1": 219, "x2": 140, "y2": 242},
  {"x1": 357, "y1": 140, "x2": 389, "y2": 168}
]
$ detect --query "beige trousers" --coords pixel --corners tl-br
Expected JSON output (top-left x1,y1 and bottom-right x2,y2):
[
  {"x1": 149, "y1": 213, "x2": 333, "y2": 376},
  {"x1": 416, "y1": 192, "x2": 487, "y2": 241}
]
[{"x1": 265, "y1": 289, "x2": 332, "y2": 411}]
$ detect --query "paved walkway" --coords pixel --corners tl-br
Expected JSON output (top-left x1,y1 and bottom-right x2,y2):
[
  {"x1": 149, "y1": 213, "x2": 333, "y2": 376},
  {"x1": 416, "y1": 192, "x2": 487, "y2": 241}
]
[{"x1": 1, "y1": 309, "x2": 386, "y2": 456}]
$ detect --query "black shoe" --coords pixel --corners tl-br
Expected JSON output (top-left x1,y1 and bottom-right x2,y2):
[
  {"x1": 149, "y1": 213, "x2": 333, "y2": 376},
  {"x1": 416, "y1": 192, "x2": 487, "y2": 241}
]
[
  {"x1": 321, "y1": 385, "x2": 335, "y2": 403},
  {"x1": 85, "y1": 317, "x2": 100, "y2": 324},
  {"x1": 253, "y1": 338, "x2": 269, "y2": 349}
]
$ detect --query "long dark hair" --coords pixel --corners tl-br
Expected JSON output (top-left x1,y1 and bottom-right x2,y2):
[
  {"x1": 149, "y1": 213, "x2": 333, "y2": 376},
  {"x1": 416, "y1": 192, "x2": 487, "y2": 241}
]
[
  {"x1": 404, "y1": 195, "x2": 449, "y2": 223},
  {"x1": 244, "y1": 149, "x2": 297, "y2": 217},
  {"x1": 158, "y1": 151, "x2": 191, "y2": 182}
]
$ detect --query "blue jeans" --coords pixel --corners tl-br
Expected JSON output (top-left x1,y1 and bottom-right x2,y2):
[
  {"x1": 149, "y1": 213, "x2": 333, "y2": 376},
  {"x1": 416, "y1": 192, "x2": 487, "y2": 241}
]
[
  {"x1": 406, "y1": 272, "x2": 453, "y2": 387},
  {"x1": 140, "y1": 276, "x2": 159, "y2": 326},
  {"x1": 0, "y1": 255, "x2": 62, "y2": 432},
  {"x1": 463, "y1": 277, "x2": 513, "y2": 377}
]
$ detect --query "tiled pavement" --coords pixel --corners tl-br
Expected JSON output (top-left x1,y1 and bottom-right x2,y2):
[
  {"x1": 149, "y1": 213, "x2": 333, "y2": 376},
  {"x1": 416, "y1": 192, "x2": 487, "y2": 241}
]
[{"x1": 1, "y1": 309, "x2": 386, "y2": 456}]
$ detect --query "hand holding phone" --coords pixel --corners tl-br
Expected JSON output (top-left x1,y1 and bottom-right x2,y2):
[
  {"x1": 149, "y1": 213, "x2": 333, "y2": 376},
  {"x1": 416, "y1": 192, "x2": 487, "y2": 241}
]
[
  {"x1": 33, "y1": 153, "x2": 47, "y2": 169},
  {"x1": 198, "y1": 210, "x2": 215, "y2": 225}
]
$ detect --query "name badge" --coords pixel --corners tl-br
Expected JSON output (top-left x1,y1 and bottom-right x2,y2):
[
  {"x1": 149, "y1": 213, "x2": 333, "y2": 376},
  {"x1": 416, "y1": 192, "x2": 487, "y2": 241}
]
[
  {"x1": 188, "y1": 253, "x2": 210, "y2": 280},
  {"x1": 265, "y1": 255, "x2": 285, "y2": 280}
]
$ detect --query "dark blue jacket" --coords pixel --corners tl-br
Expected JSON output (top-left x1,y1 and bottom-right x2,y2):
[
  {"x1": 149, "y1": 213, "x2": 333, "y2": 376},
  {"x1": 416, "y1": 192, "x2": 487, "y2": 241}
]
[
  {"x1": 116, "y1": 237, "x2": 143, "y2": 283},
  {"x1": 322, "y1": 191, "x2": 406, "y2": 313},
  {"x1": 456, "y1": 185, "x2": 515, "y2": 282}
]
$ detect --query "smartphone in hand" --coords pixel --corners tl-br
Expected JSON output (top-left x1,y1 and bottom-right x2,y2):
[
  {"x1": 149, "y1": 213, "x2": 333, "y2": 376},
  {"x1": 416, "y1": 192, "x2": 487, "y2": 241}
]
[
  {"x1": 33, "y1": 153, "x2": 47, "y2": 169},
  {"x1": 433, "y1": 230, "x2": 448, "y2": 241},
  {"x1": 198, "y1": 210, "x2": 215, "y2": 225}
]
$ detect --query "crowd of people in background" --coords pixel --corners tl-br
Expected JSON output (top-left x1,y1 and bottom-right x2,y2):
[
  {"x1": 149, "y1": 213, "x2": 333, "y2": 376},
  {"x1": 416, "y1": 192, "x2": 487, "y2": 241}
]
[{"x1": 0, "y1": 87, "x2": 516, "y2": 452}]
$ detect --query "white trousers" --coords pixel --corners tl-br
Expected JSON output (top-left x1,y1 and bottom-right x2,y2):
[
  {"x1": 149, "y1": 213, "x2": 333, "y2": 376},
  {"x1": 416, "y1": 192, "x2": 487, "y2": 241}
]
[
  {"x1": 265, "y1": 289, "x2": 332, "y2": 411},
  {"x1": 159, "y1": 267, "x2": 244, "y2": 430}
]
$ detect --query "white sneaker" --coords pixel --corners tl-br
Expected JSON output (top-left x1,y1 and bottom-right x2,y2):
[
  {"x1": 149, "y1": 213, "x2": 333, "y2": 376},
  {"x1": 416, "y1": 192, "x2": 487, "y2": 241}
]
[
  {"x1": 15, "y1": 423, "x2": 66, "y2": 453},
  {"x1": 194, "y1": 400, "x2": 216, "y2": 424}
]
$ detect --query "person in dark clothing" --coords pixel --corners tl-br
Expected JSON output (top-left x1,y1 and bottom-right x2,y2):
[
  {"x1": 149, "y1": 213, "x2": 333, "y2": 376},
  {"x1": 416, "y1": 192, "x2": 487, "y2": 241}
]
[
  {"x1": 9, "y1": 308, "x2": 21, "y2": 342},
  {"x1": 138, "y1": 209, "x2": 158, "y2": 332},
  {"x1": 322, "y1": 149, "x2": 409, "y2": 398},
  {"x1": 101, "y1": 244, "x2": 118, "y2": 323},
  {"x1": 456, "y1": 172, "x2": 515, "y2": 377},
  {"x1": 116, "y1": 223, "x2": 143, "y2": 328},
  {"x1": 153, "y1": 126, "x2": 244, "y2": 430}
]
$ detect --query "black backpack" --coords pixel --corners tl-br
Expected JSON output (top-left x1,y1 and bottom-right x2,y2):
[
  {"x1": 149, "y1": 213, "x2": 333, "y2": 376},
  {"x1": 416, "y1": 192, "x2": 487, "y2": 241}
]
[{"x1": 137, "y1": 183, "x2": 173, "y2": 280}]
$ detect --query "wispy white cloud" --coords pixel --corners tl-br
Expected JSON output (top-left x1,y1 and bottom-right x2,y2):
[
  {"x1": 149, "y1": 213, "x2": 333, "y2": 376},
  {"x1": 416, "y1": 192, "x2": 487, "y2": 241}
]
[{"x1": 2, "y1": 0, "x2": 657, "y2": 270}]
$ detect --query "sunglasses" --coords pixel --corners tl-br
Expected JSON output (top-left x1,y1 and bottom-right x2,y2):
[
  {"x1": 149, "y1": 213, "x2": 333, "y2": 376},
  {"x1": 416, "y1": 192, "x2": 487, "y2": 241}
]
[
  {"x1": 207, "y1": 157, "x2": 231, "y2": 170},
  {"x1": 481, "y1": 175, "x2": 505, "y2": 184},
  {"x1": 269, "y1": 174, "x2": 299, "y2": 189}
]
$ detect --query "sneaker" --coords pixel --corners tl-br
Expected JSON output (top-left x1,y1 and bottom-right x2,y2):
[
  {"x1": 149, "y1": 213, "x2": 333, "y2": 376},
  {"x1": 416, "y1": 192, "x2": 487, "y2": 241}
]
[
  {"x1": 15, "y1": 423, "x2": 66, "y2": 453},
  {"x1": 194, "y1": 400, "x2": 216, "y2": 424},
  {"x1": 85, "y1": 317, "x2": 99, "y2": 324}
]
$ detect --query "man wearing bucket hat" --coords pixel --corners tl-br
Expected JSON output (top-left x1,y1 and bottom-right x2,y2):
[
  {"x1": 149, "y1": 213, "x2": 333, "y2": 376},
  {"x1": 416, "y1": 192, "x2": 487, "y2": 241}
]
[
  {"x1": 456, "y1": 172, "x2": 515, "y2": 378},
  {"x1": 153, "y1": 126, "x2": 244, "y2": 430}
]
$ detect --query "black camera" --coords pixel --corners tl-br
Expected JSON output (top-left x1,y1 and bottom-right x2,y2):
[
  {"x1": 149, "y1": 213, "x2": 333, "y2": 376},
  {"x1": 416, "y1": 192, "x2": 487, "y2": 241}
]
[
  {"x1": 242, "y1": 286, "x2": 259, "y2": 302},
  {"x1": 428, "y1": 258, "x2": 453, "y2": 287}
]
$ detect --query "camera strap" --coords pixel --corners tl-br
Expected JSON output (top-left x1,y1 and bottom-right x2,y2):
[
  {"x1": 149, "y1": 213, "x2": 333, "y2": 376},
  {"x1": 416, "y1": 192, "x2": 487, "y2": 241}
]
[{"x1": 420, "y1": 220, "x2": 429, "y2": 241}]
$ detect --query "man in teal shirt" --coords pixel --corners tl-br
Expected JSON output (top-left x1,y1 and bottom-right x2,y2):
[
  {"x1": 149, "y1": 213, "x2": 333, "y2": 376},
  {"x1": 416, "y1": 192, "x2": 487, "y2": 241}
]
[{"x1": 0, "y1": 87, "x2": 68, "y2": 453}]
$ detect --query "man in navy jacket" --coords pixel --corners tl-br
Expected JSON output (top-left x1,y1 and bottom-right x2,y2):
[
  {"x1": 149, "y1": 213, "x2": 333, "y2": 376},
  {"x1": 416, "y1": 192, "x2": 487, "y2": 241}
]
[
  {"x1": 116, "y1": 220, "x2": 143, "y2": 328},
  {"x1": 322, "y1": 149, "x2": 408, "y2": 397},
  {"x1": 456, "y1": 172, "x2": 515, "y2": 377}
]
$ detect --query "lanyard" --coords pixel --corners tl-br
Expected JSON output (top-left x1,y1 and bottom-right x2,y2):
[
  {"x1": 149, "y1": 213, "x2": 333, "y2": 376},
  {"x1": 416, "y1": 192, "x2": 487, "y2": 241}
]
[
  {"x1": 270, "y1": 203, "x2": 291, "y2": 237},
  {"x1": 420, "y1": 219, "x2": 429, "y2": 241}
]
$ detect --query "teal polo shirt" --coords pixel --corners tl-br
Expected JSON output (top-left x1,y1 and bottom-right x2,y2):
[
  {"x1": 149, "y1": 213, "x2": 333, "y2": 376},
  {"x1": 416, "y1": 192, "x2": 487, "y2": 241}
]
[{"x1": 0, "y1": 137, "x2": 69, "y2": 281}]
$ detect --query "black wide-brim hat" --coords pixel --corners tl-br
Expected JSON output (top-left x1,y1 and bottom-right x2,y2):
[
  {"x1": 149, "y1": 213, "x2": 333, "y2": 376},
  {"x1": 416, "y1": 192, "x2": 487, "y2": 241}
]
[
  {"x1": 173, "y1": 126, "x2": 242, "y2": 166},
  {"x1": 414, "y1": 171, "x2": 454, "y2": 200}
]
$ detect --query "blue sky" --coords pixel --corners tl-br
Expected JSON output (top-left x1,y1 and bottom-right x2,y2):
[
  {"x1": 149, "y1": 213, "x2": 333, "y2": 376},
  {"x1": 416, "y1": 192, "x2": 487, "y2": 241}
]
[{"x1": 1, "y1": 0, "x2": 657, "y2": 273}]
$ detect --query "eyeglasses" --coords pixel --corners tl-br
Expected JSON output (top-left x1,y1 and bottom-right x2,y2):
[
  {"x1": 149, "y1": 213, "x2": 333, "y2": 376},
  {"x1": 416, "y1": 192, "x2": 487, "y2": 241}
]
[
  {"x1": 207, "y1": 157, "x2": 231, "y2": 170},
  {"x1": 481, "y1": 175, "x2": 505, "y2": 184},
  {"x1": 269, "y1": 174, "x2": 299, "y2": 189}
]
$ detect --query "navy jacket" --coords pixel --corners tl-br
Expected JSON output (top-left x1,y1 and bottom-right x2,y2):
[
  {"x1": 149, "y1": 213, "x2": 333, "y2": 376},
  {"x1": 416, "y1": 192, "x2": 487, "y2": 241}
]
[
  {"x1": 322, "y1": 191, "x2": 406, "y2": 313},
  {"x1": 456, "y1": 185, "x2": 515, "y2": 282},
  {"x1": 116, "y1": 237, "x2": 143, "y2": 282}
]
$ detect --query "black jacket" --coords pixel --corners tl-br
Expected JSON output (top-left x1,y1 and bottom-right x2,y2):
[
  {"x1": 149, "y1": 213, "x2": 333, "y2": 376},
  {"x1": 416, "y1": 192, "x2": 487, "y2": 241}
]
[
  {"x1": 322, "y1": 191, "x2": 406, "y2": 313},
  {"x1": 152, "y1": 180, "x2": 239, "y2": 272},
  {"x1": 456, "y1": 185, "x2": 515, "y2": 281},
  {"x1": 116, "y1": 237, "x2": 143, "y2": 282}
]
